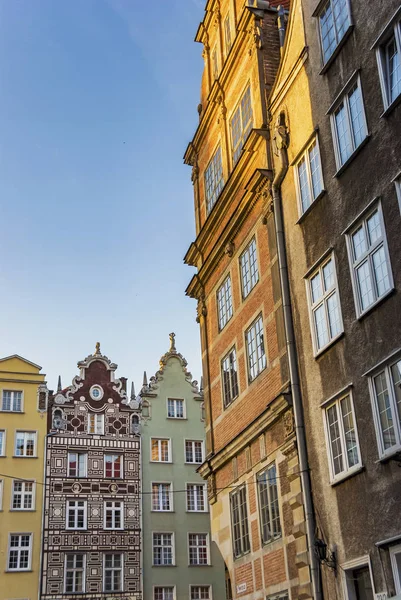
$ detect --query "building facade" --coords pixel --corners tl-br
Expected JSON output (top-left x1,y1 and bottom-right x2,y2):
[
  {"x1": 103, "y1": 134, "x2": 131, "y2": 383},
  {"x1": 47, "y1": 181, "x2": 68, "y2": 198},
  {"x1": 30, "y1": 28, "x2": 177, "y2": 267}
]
[
  {"x1": 140, "y1": 333, "x2": 226, "y2": 600},
  {"x1": 0, "y1": 354, "x2": 48, "y2": 600},
  {"x1": 184, "y1": 1, "x2": 315, "y2": 599},
  {"x1": 40, "y1": 345, "x2": 141, "y2": 600}
]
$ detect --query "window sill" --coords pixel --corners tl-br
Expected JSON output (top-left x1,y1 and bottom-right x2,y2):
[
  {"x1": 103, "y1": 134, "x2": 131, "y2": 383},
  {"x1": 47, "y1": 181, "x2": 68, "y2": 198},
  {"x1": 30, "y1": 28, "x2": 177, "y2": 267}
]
[
  {"x1": 0, "y1": 410, "x2": 24, "y2": 414},
  {"x1": 262, "y1": 535, "x2": 283, "y2": 548},
  {"x1": 330, "y1": 464, "x2": 364, "y2": 486},
  {"x1": 166, "y1": 417, "x2": 187, "y2": 421},
  {"x1": 10, "y1": 509, "x2": 36, "y2": 512},
  {"x1": 186, "y1": 510, "x2": 209, "y2": 514},
  {"x1": 319, "y1": 26, "x2": 354, "y2": 75},
  {"x1": 151, "y1": 510, "x2": 174, "y2": 513},
  {"x1": 314, "y1": 331, "x2": 345, "y2": 359},
  {"x1": 380, "y1": 93, "x2": 401, "y2": 118},
  {"x1": 188, "y1": 563, "x2": 211, "y2": 567},
  {"x1": 185, "y1": 462, "x2": 204, "y2": 466},
  {"x1": 150, "y1": 461, "x2": 172, "y2": 465},
  {"x1": 356, "y1": 287, "x2": 395, "y2": 321},
  {"x1": 376, "y1": 446, "x2": 401, "y2": 463},
  {"x1": 152, "y1": 564, "x2": 176, "y2": 567},
  {"x1": 5, "y1": 569, "x2": 33, "y2": 573},
  {"x1": 12, "y1": 456, "x2": 38, "y2": 459},
  {"x1": 333, "y1": 135, "x2": 371, "y2": 178},
  {"x1": 296, "y1": 190, "x2": 326, "y2": 224}
]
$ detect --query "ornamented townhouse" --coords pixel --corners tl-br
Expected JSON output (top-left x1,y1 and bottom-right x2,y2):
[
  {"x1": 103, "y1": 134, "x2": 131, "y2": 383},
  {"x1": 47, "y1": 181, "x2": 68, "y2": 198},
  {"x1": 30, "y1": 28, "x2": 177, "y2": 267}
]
[{"x1": 40, "y1": 345, "x2": 141, "y2": 600}]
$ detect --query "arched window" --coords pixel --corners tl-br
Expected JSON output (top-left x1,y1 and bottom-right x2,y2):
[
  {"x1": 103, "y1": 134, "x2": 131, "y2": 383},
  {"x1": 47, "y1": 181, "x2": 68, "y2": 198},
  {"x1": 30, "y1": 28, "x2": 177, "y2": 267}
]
[{"x1": 53, "y1": 409, "x2": 63, "y2": 429}]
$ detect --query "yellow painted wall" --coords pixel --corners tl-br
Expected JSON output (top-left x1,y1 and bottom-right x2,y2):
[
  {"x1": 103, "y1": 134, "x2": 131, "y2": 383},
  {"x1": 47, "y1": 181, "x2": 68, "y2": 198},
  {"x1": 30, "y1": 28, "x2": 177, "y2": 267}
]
[{"x1": 0, "y1": 356, "x2": 47, "y2": 600}]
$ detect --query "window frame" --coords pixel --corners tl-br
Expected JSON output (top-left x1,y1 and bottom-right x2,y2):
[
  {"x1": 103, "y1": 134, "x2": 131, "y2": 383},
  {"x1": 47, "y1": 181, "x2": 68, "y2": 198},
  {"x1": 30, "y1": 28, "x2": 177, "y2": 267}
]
[
  {"x1": 104, "y1": 500, "x2": 124, "y2": 530},
  {"x1": 0, "y1": 429, "x2": 5, "y2": 456},
  {"x1": 184, "y1": 440, "x2": 204, "y2": 465},
  {"x1": 375, "y1": 11, "x2": 401, "y2": 111},
  {"x1": 395, "y1": 173, "x2": 401, "y2": 214},
  {"x1": 188, "y1": 533, "x2": 210, "y2": 566},
  {"x1": 190, "y1": 586, "x2": 212, "y2": 600},
  {"x1": 7, "y1": 533, "x2": 33, "y2": 572},
  {"x1": 151, "y1": 482, "x2": 173, "y2": 512},
  {"x1": 153, "y1": 586, "x2": 176, "y2": 600},
  {"x1": 67, "y1": 452, "x2": 87, "y2": 478},
  {"x1": 230, "y1": 84, "x2": 253, "y2": 165},
  {"x1": 390, "y1": 544, "x2": 401, "y2": 594},
  {"x1": 294, "y1": 136, "x2": 324, "y2": 216},
  {"x1": 186, "y1": 482, "x2": 207, "y2": 513},
  {"x1": 239, "y1": 237, "x2": 259, "y2": 299},
  {"x1": 221, "y1": 346, "x2": 239, "y2": 409},
  {"x1": 217, "y1": 275, "x2": 233, "y2": 331},
  {"x1": 166, "y1": 397, "x2": 185, "y2": 419},
  {"x1": 103, "y1": 553, "x2": 124, "y2": 593},
  {"x1": 0, "y1": 479, "x2": 3, "y2": 510},
  {"x1": 14, "y1": 431, "x2": 37, "y2": 458},
  {"x1": 230, "y1": 485, "x2": 251, "y2": 559},
  {"x1": 245, "y1": 314, "x2": 267, "y2": 382},
  {"x1": 152, "y1": 532, "x2": 175, "y2": 567},
  {"x1": 11, "y1": 480, "x2": 35, "y2": 511},
  {"x1": 151, "y1": 438, "x2": 172, "y2": 463},
  {"x1": 104, "y1": 454, "x2": 123, "y2": 478},
  {"x1": 87, "y1": 412, "x2": 104, "y2": 435},
  {"x1": 316, "y1": 0, "x2": 352, "y2": 65},
  {"x1": 257, "y1": 463, "x2": 282, "y2": 545},
  {"x1": 1, "y1": 389, "x2": 23, "y2": 412},
  {"x1": 204, "y1": 144, "x2": 224, "y2": 215},
  {"x1": 64, "y1": 553, "x2": 86, "y2": 594},
  {"x1": 66, "y1": 499, "x2": 87, "y2": 530}
]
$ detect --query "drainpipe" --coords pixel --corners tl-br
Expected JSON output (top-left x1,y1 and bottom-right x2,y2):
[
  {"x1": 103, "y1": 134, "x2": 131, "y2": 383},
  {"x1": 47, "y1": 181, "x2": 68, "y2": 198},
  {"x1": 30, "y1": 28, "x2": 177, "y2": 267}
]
[{"x1": 271, "y1": 132, "x2": 322, "y2": 600}]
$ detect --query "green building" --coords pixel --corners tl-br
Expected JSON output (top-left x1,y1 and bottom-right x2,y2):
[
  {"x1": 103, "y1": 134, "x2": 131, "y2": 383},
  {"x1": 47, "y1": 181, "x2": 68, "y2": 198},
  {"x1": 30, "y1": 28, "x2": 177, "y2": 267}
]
[{"x1": 139, "y1": 334, "x2": 226, "y2": 600}]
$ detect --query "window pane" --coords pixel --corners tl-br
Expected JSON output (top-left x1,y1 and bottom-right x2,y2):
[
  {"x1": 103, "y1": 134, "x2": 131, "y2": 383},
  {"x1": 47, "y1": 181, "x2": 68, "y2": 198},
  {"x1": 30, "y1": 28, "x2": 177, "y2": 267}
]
[
  {"x1": 205, "y1": 146, "x2": 224, "y2": 214},
  {"x1": 309, "y1": 141, "x2": 323, "y2": 199},
  {"x1": 333, "y1": 0, "x2": 350, "y2": 42},
  {"x1": 298, "y1": 157, "x2": 311, "y2": 212},
  {"x1": 314, "y1": 304, "x2": 329, "y2": 349},
  {"x1": 217, "y1": 276, "x2": 233, "y2": 329},
  {"x1": 356, "y1": 260, "x2": 374, "y2": 310},
  {"x1": 327, "y1": 404, "x2": 344, "y2": 475},
  {"x1": 372, "y1": 246, "x2": 390, "y2": 297},
  {"x1": 348, "y1": 83, "x2": 366, "y2": 148},
  {"x1": 340, "y1": 396, "x2": 359, "y2": 468},
  {"x1": 367, "y1": 210, "x2": 381, "y2": 245},
  {"x1": 311, "y1": 272, "x2": 323, "y2": 303},
  {"x1": 335, "y1": 102, "x2": 352, "y2": 163},
  {"x1": 327, "y1": 292, "x2": 341, "y2": 338},
  {"x1": 374, "y1": 371, "x2": 396, "y2": 449},
  {"x1": 320, "y1": 2, "x2": 336, "y2": 62},
  {"x1": 352, "y1": 225, "x2": 367, "y2": 260},
  {"x1": 390, "y1": 360, "x2": 401, "y2": 427},
  {"x1": 386, "y1": 36, "x2": 401, "y2": 102},
  {"x1": 322, "y1": 259, "x2": 334, "y2": 291}
]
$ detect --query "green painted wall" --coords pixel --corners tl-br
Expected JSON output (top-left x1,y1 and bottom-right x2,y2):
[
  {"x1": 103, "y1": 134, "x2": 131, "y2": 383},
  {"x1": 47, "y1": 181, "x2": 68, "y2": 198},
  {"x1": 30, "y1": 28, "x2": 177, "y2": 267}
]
[{"x1": 141, "y1": 348, "x2": 226, "y2": 600}]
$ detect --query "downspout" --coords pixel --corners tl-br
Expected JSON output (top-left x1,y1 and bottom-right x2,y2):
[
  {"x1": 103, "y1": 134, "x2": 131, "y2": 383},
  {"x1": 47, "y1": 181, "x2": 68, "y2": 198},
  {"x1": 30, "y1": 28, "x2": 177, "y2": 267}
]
[{"x1": 271, "y1": 124, "x2": 322, "y2": 600}]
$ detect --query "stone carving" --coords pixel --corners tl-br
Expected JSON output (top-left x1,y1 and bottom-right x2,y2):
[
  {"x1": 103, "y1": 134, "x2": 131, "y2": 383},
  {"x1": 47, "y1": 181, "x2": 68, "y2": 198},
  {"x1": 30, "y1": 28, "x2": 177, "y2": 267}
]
[
  {"x1": 196, "y1": 295, "x2": 207, "y2": 323},
  {"x1": 283, "y1": 410, "x2": 295, "y2": 437},
  {"x1": 224, "y1": 241, "x2": 235, "y2": 257}
]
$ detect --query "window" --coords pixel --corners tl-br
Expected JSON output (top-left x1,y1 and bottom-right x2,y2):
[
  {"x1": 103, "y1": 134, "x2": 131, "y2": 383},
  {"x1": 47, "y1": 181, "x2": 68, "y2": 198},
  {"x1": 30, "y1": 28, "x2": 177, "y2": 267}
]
[
  {"x1": 369, "y1": 358, "x2": 401, "y2": 457},
  {"x1": 217, "y1": 276, "x2": 233, "y2": 330},
  {"x1": 188, "y1": 533, "x2": 209, "y2": 565},
  {"x1": 151, "y1": 438, "x2": 171, "y2": 463},
  {"x1": 205, "y1": 146, "x2": 224, "y2": 214},
  {"x1": 152, "y1": 533, "x2": 174, "y2": 566},
  {"x1": 0, "y1": 480, "x2": 3, "y2": 510},
  {"x1": 330, "y1": 76, "x2": 368, "y2": 169},
  {"x1": 230, "y1": 486, "x2": 250, "y2": 558},
  {"x1": 376, "y1": 17, "x2": 401, "y2": 109},
  {"x1": 343, "y1": 563, "x2": 374, "y2": 600},
  {"x1": 105, "y1": 454, "x2": 122, "y2": 478},
  {"x1": 191, "y1": 587, "x2": 211, "y2": 600},
  {"x1": 224, "y1": 14, "x2": 232, "y2": 55},
  {"x1": 185, "y1": 440, "x2": 204, "y2": 464},
  {"x1": 104, "y1": 501, "x2": 123, "y2": 529},
  {"x1": 2, "y1": 390, "x2": 22, "y2": 412},
  {"x1": 65, "y1": 554, "x2": 85, "y2": 593},
  {"x1": 68, "y1": 452, "x2": 87, "y2": 477},
  {"x1": 257, "y1": 464, "x2": 281, "y2": 544},
  {"x1": 240, "y1": 238, "x2": 259, "y2": 298},
  {"x1": 231, "y1": 85, "x2": 253, "y2": 164},
  {"x1": 246, "y1": 315, "x2": 266, "y2": 382},
  {"x1": 154, "y1": 588, "x2": 174, "y2": 600},
  {"x1": 346, "y1": 203, "x2": 393, "y2": 316},
  {"x1": 167, "y1": 398, "x2": 184, "y2": 419},
  {"x1": 390, "y1": 544, "x2": 401, "y2": 594},
  {"x1": 66, "y1": 500, "x2": 87, "y2": 529},
  {"x1": 8, "y1": 534, "x2": 32, "y2": 571},
  {"x1": 87, "y1": 413, "x2": 104, "y2": 434},
  {"x1": 12, "y1": 480, "x2": 35, "y2": 510},
  {"x1": 152, "y1": 483, "x2": 172, "y2": 511},
  {"x1": 15, "y1": 431, "x2": 36, "y2": 457},
  {"x1": 186, "y1": 483, "x2": 207, "y2": 512},
  {"x1": 222, "y1": 347, "x2": 239, "y2": 408},
  {"x1": 324, "y1": 394, "x2": 361, "y2": 480},
  {"x1": 296, "y1": 138, "x2": 324, "y2": 214},
  {"x1": 0, "y1": 430, "x2": 5, "y2": 455},
  {"x1": 307, "y1": 254, "x2": 343, "y2": 353},
  {"x1": 318, "y1": 0, "x2": 351, "y2": 64},
  {"x1": 103, "y1": 554, "x2": 123, "y2": 592}
]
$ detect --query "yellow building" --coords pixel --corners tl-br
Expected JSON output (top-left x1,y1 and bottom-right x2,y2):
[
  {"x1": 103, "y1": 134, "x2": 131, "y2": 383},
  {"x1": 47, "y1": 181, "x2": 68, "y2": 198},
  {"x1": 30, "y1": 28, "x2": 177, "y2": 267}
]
[{"x1": 0, "y1": 355, "x2": 48, "y2": 600}]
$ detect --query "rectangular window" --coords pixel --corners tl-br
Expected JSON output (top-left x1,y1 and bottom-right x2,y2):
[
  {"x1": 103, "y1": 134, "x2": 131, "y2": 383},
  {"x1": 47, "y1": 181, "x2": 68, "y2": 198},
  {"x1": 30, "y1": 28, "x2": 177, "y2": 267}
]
[
  {"x1": 68, "y1": 452, "x2": 87, "y2": 477},
  {"x1": 257, "y1": 464, "x2": 281, "y2": 544},
  {"x1": 152, "y1": 533, "x2": 174, "y2": 566},
  {"x1": 104, "y1": 501, "x2": 124, "y2": 529},
  {"x1": 376, "y1": 18, "x2": 401, "y2": 109},
  {"x1": 369, "y1": 358, "x2": 401, "y2": 457},
  {"x1": 231, "y1": 85, "x2": 253, "y2": 164},
  {"x1": 240, "y1": 238, "x2": 259, "y2": 298},
  {"x1": 12, "y1": 480, "x2": 35, "y2": 510},
  {"x1": 188, "y1": 533, "x2": 209, "y2": 565},
  {"x1": 103, "y1": 554, "x2": 123, "y2": 592},
  {"x1": 191, "y1": 586, "x2": 211, "y2": 600},
  {"x1": 296, "y1": 138, "x2": 324, "y2": 214},
  {"x1": 224, "y1": 14, "x2": 232, "y2": 55},
  {"x1": 325, "y1": 394, "x2": 361, "y2": 480},
  {"x1": 246, "y1": 315, "x2": 266, "y2": 382},
  {"x1": 154, "y1": 588, "x2": 174, "y2": 600},
  {"x1": 222, "y1": 347, "x2": 239, "y2": 408},
  {"x1": 8, "y1": 534, "x2": 32, "y2": 571},
  {"x1": 151, "y1": 438, "x2": 171, "y2": 463},
  {"x1": 65, "y1": 554, "x2": 85, "y2": 593},
  {"x1": 346, "y1": 203, "x2": 393, "y2": 316},
  {"x1": 217, "y1": 275, "x2": 233, "y2": 330},
  {"x1": 105, "y1": 454, "x2": 122, "y2": 478},
  {"x1": 152, "y1": 483, "x2": 172, "y2": 511},
  {"x1": 66, "y1": 500, "x2": 87, "y2": 530},
  {"x1": 88, "y1": 413, "x2": 104, "y2": 434},
  {"x1": 230, "y1": 486, "x2": 250, "y2": 558},
  {"x1": 186, "y1": 483, "x2": 206, "y2": 512},
  {"x1": 205, "y1": 145, "x2": 224, "y2": 214},
  {"x1": 330, "y1": 76, "x2": 368, "y2": 169},
  {"x1": 318, "y1": 0, "x2": 351, "y2": 63},
  {"x1": 344, "y1": 564, "x2": 373, "y2": 600},
  {"x1": 185, "y1": 440, "x2": 204, "y2": 464},
  {"x1": 15, "y1": 431, "x2": 36, "y2": 457},
  {"x1": 2, "y1": 390, "x2": 23, "y2": 412},
  {"x1": 0, "y1": 430, "x2": 5, "y2": 456},
  {"x1": 167, "y1": 398, "x2": 185, "y2": 419},
  {"x1": 307, "y1": 254, "x2": 343, "y2": 353},
  {"x1": 390, "y1": 544, "x2": 401, "y2": 594}
]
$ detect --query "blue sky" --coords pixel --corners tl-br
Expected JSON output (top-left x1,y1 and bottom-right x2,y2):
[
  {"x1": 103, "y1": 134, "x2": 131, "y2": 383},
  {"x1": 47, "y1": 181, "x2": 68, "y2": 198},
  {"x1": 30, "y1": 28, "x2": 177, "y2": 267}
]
[{"x1": 0, "y1": 0, "x2": 205, "y2": 391}]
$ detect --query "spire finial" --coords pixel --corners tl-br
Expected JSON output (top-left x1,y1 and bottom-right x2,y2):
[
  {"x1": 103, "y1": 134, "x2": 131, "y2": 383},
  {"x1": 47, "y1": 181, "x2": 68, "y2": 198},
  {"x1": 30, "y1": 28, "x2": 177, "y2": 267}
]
[
  {"x1": 169, "y1": 332, "x2": 176, "y2": 352},
  {"x1": 130, "y1": 381, "x2": 136, "y2": 400},
  {"x1": 57, "y1": 375, "x2": 62, "y2": 392},
  {"x1": 143, "y1": 371, "x2": 148, "y2": 386},
  {"x1": 95, "y1": 342, "x2": 101, "y2": 355}
]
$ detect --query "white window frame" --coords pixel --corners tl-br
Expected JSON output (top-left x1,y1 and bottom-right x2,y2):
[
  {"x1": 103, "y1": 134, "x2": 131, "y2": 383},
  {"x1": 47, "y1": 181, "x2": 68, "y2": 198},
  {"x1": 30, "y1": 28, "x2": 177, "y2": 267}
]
[
  {"x1": 167, "y1": 397, "x2": 185, "y2": 419},
  {"x1": 14, "y1": 431, "x2": 37, "y2": 457},
  {"x1": 257, "y1": 463, "x2": 282, "y2": 545},
  {"x1": 1, "y1": 390, "x2": 23, "y2": 412},
  {"x1": 375, "y1": 10, "x2": 401, "y2": 111},
  {"x1": 240, "y1": 237, "x2": 259, "y2": 299},
  {"x1": 323, "y1": 392, "x2": 362, "y2": 483},
  {"x1": 329, "y1": 74, "x2": 368, "y2": 170},
  {"x1": 186, "y1": 483, "x2": 207, "y2": 512},
  {"x1": 87, "y1": 412, "x2": 104, "y2": 434},
  {"x1": 153, "y1": 586, "x2": 176, "y2": 600},
  {"x1": 306, "y1": 252, "x2": 343, "y2": 355},
  {"x1": 222, "y1": 346, "x2": 239, "y2": 409},
  {"x1": 67, "y1": 452, "x2": 87, "y2": 477},
  {"x1": 185, "y1": 440, "x2": 204, "y2": 464},
  {"x1": 341, "y1": 555, "x2": 375, "y2": 600},
  {"x1": 245, "y1": 314, "x2": 267, "y2": 382},
  {"x1": 190, "y1": 586, "x2": 212, "y2": 600},
  {"x1": 66, "y1": 499, "x2": 87, "y2": 530},
  {"x1": 151, "y1": 438, "x2": 172, "y2": 463},
  {"x1": 151, "y1": 482, "x2": 173, "y2": 512},
  {"x1": 394, "y1": 172, "x2": 401, "y2": 214},
  {"x1": 217, "y1": 275, "x2": 233, "y2": 330},
  {"x1": 103, "y1": 553, "x2": 124, "y2": 593},
  {"x1": 295, "y1": 136, "x2": 324, "y2": 215},
  {"x1": 316, "y1": 0, "x2": 352, "y2": 65},
  {"x1": 7, "y1": 533, "x2": 32, "y2": 572},
  {"x1": 11, "y1": 480, "x2": 35, "y2": 511},
  {"x1": 0, "y1": 430, "x2": 5, "y2": 456},
  {"x1": 345, "y1": 201, "x2": 393, "y2": 318},
  {"x1": 390, "y1": 544, "x2": 401, "y2": 594},
  {"x1": 188, "y1": 533, "x2": 210, "y2": 566},
  {"x1": 204, "y1": 144, "x2": 224, "y2": 214},
  {"x1": 104, "y1": 500, "x2": 124, "y2": 530},
  {"x1": 152, "y1": 532, "x2": 175, "y2": 566},
  {"x1": 104, "y1": 454, "x2": 123, "y2": 478},
  {"x1": 64, "y1": 553, "x2": 86, "y2": 594},
  {"x1": 231, "y1": 84, "x2": 253, "y2": 165}
]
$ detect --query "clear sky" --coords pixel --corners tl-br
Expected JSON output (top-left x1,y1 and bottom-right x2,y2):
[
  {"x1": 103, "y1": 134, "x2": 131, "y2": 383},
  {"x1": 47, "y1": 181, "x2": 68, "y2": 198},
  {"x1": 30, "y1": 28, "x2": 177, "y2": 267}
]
[{"x1": 0, "y1": 0, "x2": 206, "y2": 392}]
